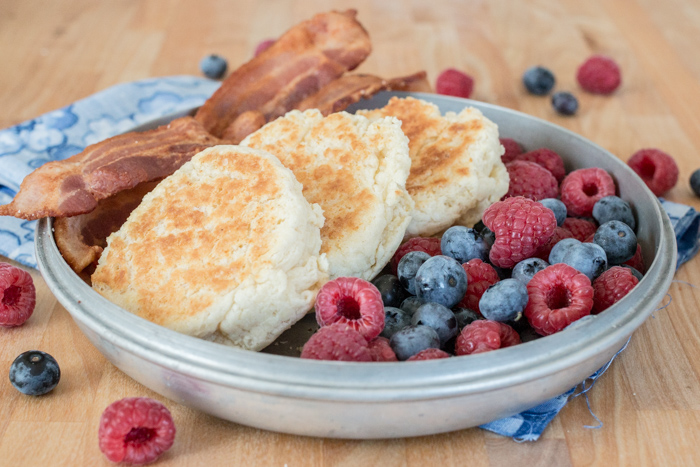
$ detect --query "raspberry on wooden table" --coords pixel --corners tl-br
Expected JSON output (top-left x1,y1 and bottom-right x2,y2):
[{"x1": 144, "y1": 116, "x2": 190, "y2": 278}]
[
  {"x1": 500, "y1": 138, "x2": 524, "y2": 163},
  {"x1": 0, "y1": 263, "x2": 36, "y2": 327},
  {"x1": 367, "y1": 337, "x2": 398, "y2": 362},
  {"x1": 301, "y1": 323, "x2": 372, "y2": 361},
  {"x1": 560, "y1": 168, "x2": 616, "y2": 217},
  {"x1": 390, "y1": 237, "x2": 442, "y2": 274},
  {"x1": 514, "y1": 148, "x2": 566, "y2": 182},
  {"x1": 576, "y1": 55, "x2": 622, "y2": 94},
  {"x1": 314, "y1": 277, "x2": 385, "y2": 340},
  {"x1": 455, "y1": 320, "x2": 521, "y2": 355},
  {"x1": 407, "y1": 348, "x2": 451, "y2": 361},
  {"x1": 561, "y1": 217, "x2": 598, "y2": 242},
  {"x1": 592, "y1": 266, "x2": 639, "y2": 313},
  {"x1": 457, "y1": 259, "x2": 500, "y2": 314},
  {"x1": 436, "y1": 68, "x2": 474, "y2": 98},
  {"x1": 504, "y1": 160, "x2": 559, "y2": 201},
  {"x1": 627, "y1": 148, "x2": 679, "y2": 196}
]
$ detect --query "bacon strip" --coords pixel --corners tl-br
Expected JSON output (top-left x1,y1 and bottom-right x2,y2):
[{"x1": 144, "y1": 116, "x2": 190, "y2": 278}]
[
  {"x1": 0, "y1": 117, "x2": 220, "y2": 220},
  {"x1": 194, "y1": 9, "x2": 372, "y2": 137}
]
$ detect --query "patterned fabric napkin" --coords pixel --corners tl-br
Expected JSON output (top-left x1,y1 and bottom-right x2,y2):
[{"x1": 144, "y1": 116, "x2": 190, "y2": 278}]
[{"x1": 0, "y1": 77, "x2": 697, "y2": 440}]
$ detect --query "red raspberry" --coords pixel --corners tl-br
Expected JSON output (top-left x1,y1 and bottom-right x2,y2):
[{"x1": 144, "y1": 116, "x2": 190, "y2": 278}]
[
  {"x1": 458, "y1": 259, "x2": 499, "y2": 313},
  {"x1": 315, "y1": 277, "x2": 385, "y2": 340},
  {"x1": 301, "y1": 323, "x2": 372, "y2": 361},
  {"x1": 0, "y1": 263, "x2": 36, "y2": 327},
  {"x1": 500, "y1": 138, "x2": 524, "y2": 163},
  {"x1": 623, "y1": 243, "x2": 645, "y2": 272},
  {"x1": 254, "y1": 38, "x2": 275, "y2": 57},
  {"x1": 407, "y1": 348, "x2": 451, "y2": 361},
  {"x1": 592, "y1": 266, "x2": 639, "y2": 313},
  {"x1": 482, "y1": 196, "x2": 557, "y2": 268},
  {"x1": 514, "y1": 148, "x2": 566, "y2": 182},
  {"x1": 525, "y1": 263, "x2": 594, "y2": 336},
  {"x1": 390, "y1": 237, "x2": 441, "y2": 274},
  {"x1": 627, "y1": 148, "x2": 679, "y2": 196},
  {"x1": 576, "y1": 55, "x2": 622, "y2": 94},
  {"x1": 367, "y1": 337, "x2": 398, "y2": 362},
  {"x1": 504, "y1": 161, "x2": 559, "y2": 201},
  {"x1": 561, "y1": 217, "x2": 598, "y2": 242},
  {"x1": 98, "y1": 397, "x2": 176, "y2": 465},
  {"x1": 455, "y1": 320, "x2": 521, "y2": 356},
  {"x1": 436, "y1": 68, "x2": 474, "y2": 98},
  {"x1": 536, "y1": 227, "x2": 574, "y2": 261},
  {"x1": 560, "y1": 168, "x2": 616, "y2": 217}
]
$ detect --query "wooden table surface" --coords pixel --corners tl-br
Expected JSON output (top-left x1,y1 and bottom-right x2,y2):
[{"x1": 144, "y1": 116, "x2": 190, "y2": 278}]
[{"x1": 2, "y1": 0, "x2": 700, "y2": 465}]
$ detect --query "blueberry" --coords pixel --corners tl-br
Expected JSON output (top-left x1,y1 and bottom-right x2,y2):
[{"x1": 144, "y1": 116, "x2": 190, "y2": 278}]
[
  {"x1": 594, "y1": 220, "x2": 638, "y2": 265},
  {"x1": 473, "y1": 219, "x2": 486, "y2": 232},
  {"x1": 552, "y1": 91, "x2": 579, "y2": 116},
  {"x1": 480, "y1": 226, "x2": 496, "y2": 249},
  {"x1": 522, "y1": 66, "x2": 556, "y2": 95},
  {"x1": 389, "y1": 325, "x2": 441, "y2": 361},
  {"x1": 9, "y1": 350, "x2": 60, "y2": 396},
  {"x1": 453, "y1": 307, "x2": 482, "y2": 330},
  {"x1": 512, "y1": 257, "x2": 549, "y2": 284},
  {"x1": 380, "y1": 307, "x2": 412, "y2": 339},
  {"x1": 441, "y1": 226, "x2": 489, "y2": 263},
  {"x1": 621, "y1": 264, "x2": 644, "y2": 281},
  {"x1": 549, "y1": 238, "x2": 581, "y2": 264},
  {"x1": 561, "y1": 242, "x2": 608, "y2": 281},
  {"x1": 397, "y1": 251, "x2": 431, "y2": 295},
  {"x1": 411, "y1": 302, "x2": 459, "y2": 347},
  {"x1": 199, "y1": 54, "x2": 228, "y2": 79},
  {"x1": 479, "y1": 279, "x2": 529, "y2": 322},
  {"x1": 400, "y1": 296, "x2": 427, "y2": 316},
  {"x1": 414, "y1": 255, "x2": 469, "y2": 308},
  {"x1": 592, "y1": 196, "x2": 636, "y2": 231},
  {"x1": 691, "y1": 169, "x2": 700, "y2": 197},
  {"x1": 539, "y1": 198, "x2": 567, "y2": 226},
  {"x1": 371, "y1": 274, "x2": 407, "y2": 308}
]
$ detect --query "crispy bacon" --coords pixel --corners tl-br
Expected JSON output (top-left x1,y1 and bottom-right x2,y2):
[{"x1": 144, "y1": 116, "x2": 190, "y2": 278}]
[
  {"x1": 194, "y1": 9, "x2": 372, "y2": 137},
  {"x1": 0, "y1": 117, "x2": 220, "y2": 220}
]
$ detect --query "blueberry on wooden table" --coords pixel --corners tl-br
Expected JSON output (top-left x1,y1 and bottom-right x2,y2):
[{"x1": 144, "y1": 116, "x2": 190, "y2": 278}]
[{"x1": 9, "y1": 350, "x2": 60, "y2": 396}]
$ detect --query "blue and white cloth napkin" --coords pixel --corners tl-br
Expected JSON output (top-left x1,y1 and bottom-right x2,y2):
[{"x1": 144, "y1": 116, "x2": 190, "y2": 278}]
[{"x1": 0, "y1": 77, "x2": 697, "y2": 440}]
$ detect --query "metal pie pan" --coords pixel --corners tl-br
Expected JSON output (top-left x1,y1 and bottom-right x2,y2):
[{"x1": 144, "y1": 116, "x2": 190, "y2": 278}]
[{"x1": 35, "y1": 92, "x2": 677, "y2": 439}]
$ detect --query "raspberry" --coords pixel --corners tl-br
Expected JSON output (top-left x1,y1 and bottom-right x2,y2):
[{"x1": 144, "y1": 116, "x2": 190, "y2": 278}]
[
  {"x1": 390, "y1": 237, "x2": 441, "y2": 274},
  {"x1": 455, "y1": 320, "x2": 521, "y2": 355},
  {"x1": 560, "y1": 168, "x2": 616, "y2": 217},
  {"x1": 254, "y1": 38, "x2": 275, "y2": 57},
  {"x1": 500, "y1": 138, "x2": 524, "y2": 163},
  {"x1": 623, "y1": 243, "x2": 645, "y2": 272},
  {"x1": 98, "y1": 397, "x2": 176, "y2": 465},
  {"x1": 627, "y1": 148, "x2": 679, "y2": 196},
  {"x1": 576, "y1": 55, "x2": 621, "y2": 95},
  {"x1": 315, "y1": 277, "x2": 385, "y2": 340},
  {"x1": 504, "y1": 161, "x2": 559, "y2": 201},
  {"x1": 301, "y1": 323, "x2": 372, "y2": 361},
  {"x1": 514, "y1": 148, "x2": 566, "y2": 182},
  {"x1": 592, "y1": 266, "x2": 639, "y2": 313},
  {"x1": 436, "y1": 68, "x2": 474, "y2": 98},
  {"x1": 407, "y1": 348, "x2": 451, "y2": 361},
  {"x1": 367, "y1": 337, "x2": 398, "y2": 362},
  {"x1": 0, "y1": 263, "x2": 36, "y2": 327},
  {"x1": 536, "y1": 227, "x2": 574, "y2": 261},
  {"x1": 482, "y1": 196, "x2": 558, "y2": 268},
  {"x1": 525, "y1": 263, "x2": 594, "y2": 336},
  {"x1": 561, "y1": 217, "x2": 598, "y2": 242},
  {"x1": 458, "y1": 259, "x2": 499, "y2": 314}
]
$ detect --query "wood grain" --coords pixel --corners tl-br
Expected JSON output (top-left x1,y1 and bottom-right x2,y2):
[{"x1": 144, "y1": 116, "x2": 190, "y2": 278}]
[{"x1": 1, "y1": 0, "x2": 700, "y2": 465}]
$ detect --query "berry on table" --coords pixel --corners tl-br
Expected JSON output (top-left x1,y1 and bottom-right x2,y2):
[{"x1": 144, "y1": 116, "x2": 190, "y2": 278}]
[
  {"x1": 522, "y1": 66, "x2": 556, "y2": 95},
  {"x1": 561, "y1": 217, "x2": 598, "y2": 242},
  {"x1": 389, "y1": 325, "x2": 441, "y2": 361},
  {"x1": 0, "y1": 263, "x2": 36, "y2": 327},
  {"x1": 314, "y1": 277, "x2": 385, "y2": 340},
  {"x1": 515, "y1": 148, "x2": 566, "y2": 182},
  {"x1": 479, "y1": 278, "x2": 529, "y2": 322},
  {"x1": 254, "y1": 38, "x2": 276, "y2": 56},
  {"x1": 371, "y1": 274, "x2": 407, "y2": 308},
  {"x1": 380, "y1": 306, "x2": 412, "y2": 340},
  {"x1": 551, "y1": 91, "x2": 579, "y2": 115},
  {"x1": 593, "y1": 220, "x2": 638, "y2": 265},
  {"x1": 560, "y1": 241, "x2": 608, "y2": 281},
  {"x1": 98, "y1": 397, "x2": 176, "y2": 465},
  {"x1": 592, "y1": 196, "x2": 636, "y2": 231},
  {"x1": 577, "y1": 55, "x2": 621, "y2": 94},
  {"x1": 512, "y1": 257, "x2": 549, "y2": 285},
  {"x1": 390, "y1": 237, "x2": 441, "y2": 275},
  {"x1": 500, "y1": 138, "x2": 524, "y2": 163},
  {"x1": 301, "y1": 323, "x2": 371, "y2": 361},
  {"x1": 627, "y1": 148, "x2": 679, "y2": 196},
  {"x1": 9, "y1": 350, "x2": 60, "y2": 396},
  {"x1": 457, "y1": 258, "x2": 499, "y2": 313},
  {"x1": 504, "y1": 160, "x2": 559, "y2": 201},
  {"x1": 397, "y1": 251, "x2": 431, "y2": 295},
  {"x1": 691, "y1": 169, "x2": 700, "y2": 197},
  {"x1": 407, "y1": 348, "x2": 451, "y2": 361},
  {"x1": 592, "y1": 266, "x2": 639, "y2": 313},
  {"x1": 414, "y1": 255, "x2": 468, "y2": 308},
  {"x1": 441, "y1": 226, "x2": 490, "y2": 264},
  {"x1": 560, "y1": 168, "x2": 616, "y2": 217},
  {"x1": 436, "y1": 68, "x2": 474, "y2": 98},
  {"x1": 199, "y1": 54, "x2": 228, "y2": 79},
  {"x1": 411, "y1": 302, "x2": 459, "y2": 347},
  {"x1": 539, "y1": 198, "x2": 567, "y2": 226},
  {"x1": 455, "y1": 320, "x2": 521, "y2": 355},
  {"x1": 367, "y1": 337, "x2": 398, "y2": 362}
]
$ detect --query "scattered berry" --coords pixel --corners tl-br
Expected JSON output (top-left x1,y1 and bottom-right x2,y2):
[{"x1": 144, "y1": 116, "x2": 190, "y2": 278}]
[
  {"x1": 407, "y1": 348, "x2": 451, "y2": 361},
  {"x1": 455, "y1": 320, "x2": 521, "y2": 355},
  {"x1": 441, "y1": 226, "x2": 489, "y2": 263},
  {"x1": 539, "y1": 198, "x2": 567, "y2": 226},
  {"x1": 254, "y1": 38, "x2": 275, "y2": 56},
  {"x1": 457, "y1": 258, "x2": 499, "y2": 313},
  {"x1": 561, "y1": 217, "x2": 598, "y2": 242},
  {"x1": 627, "y1": 148, "x2": 679, "y2": 196},
  {"x1": 620, "y1": 264, "x2": 644, "y2": 281},
  {"x1": 592, "y1": 266, "x2": 639, "y2": 313},
  {"x1": 552, "y1": 91, "x2": 579, "y2": 115},
  {"x1": 548, "y1": 237, "x2": 582, "y2": 264},
  {"x1": 560, "y1": 168, "x2": 616, "y2": 217},
  {"x1": 300, "y1": 323, "x2": 371, "y2": 361},
  {"x1": 414, "y1": 255, "x2": 468, "y2": 308},
  {"x1": 512, "y1": 257, "x2": 549, "y2": 285},
  {"x1": 522, "y1": 66, "x2": 556, "y2": 95},
  {"x1": 397, "y1": 251, "x2": 431, "y2": 295},
  {"x1": 367, "y1": 337, "x2": 398, "y2": 362},
  {"x1": 453, "y1": 307, "x2": 482, "y2": 329},
  {"x1": 389, "y1": 325, "x2": 441, "y2": 361},
  {"x1": 371, "y1": 274, "x2": 407, "y2": 308},
  {"x1": 399, "y1": 296, "x2": 427, "y2": 316},
  {"x1": 592, "y1": 196, "x2": 636, "y2": 231},
  {"x1": 525, "y1": 263, "x2": 594, "y2": 335},
  {"x1": 515, "y1": 148, "x2": 566, "y2": 182},
  {"x1": 560, "y1": 241, "x2": 608, "y2": 281},
  {"x1": 98, "y1": 397, "x2": 176, "y2": 465},
  {"x1": 577, "y1": 55, "x2": 621, "y2": 94},
  {"x1": 500, "y1": 138, "x2": 524, "y2": 163},
  {"x1": 691, "y1": 169, "x2": 700, "y2": 197},
  {"x1": 482, "y1": 196, "x2": 557, "y2": 268},
  {"x1": 411, "y1": 302, "x2": 459, "y2": 347},
  {"x1": 504, "y1": 160, "x2": 559, "y2": 201},
  {"x1": 0, "y1": 263, "x2": 36, "y2": 327},
  {"x1": 593, "y1": 220, "x2": 637, "y2": 265},
  {"x1": 314, "y1": 277, "x2": 385, "y2": 340},
  {"x1": 436, "y1": 68, "x2": 474, "y2": 98},
  {"x1": 390, "y1": 237, "x2": 441, "y2": 275},
  {"x1": 536, "y1": 226, "x2": 574, "y2": 261},
  {"x1": 380, "y1": 306, "x2": 412, "y2": 340},
  {"x1": 199, "y1": 54, "x2": 228, "y2": 79},
  {"x1": 623, "y1": 243, "x2": 645, "y2": 272},
  {"x1": 479, "y1": 279, "x2": 529, "y2": 322},
  {"x1": 9, "y1": 350, "x2": 60, "y2": 396}
]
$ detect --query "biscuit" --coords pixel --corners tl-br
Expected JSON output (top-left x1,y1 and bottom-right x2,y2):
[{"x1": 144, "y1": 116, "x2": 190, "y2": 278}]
[
  {"x1": 242, "y1": 110, "x2": 413, "y2": 280},
  {"x1": 357, "y1": 96, "x2": 509, "y2": 237},
  {"x1": 91, "y1": 145, "x2": 328, "y2": 351}
]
